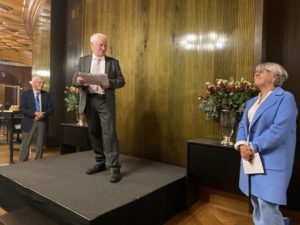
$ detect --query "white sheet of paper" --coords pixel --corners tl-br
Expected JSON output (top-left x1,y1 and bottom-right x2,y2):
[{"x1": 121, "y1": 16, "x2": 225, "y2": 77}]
[
  {"x1": 78, "y1": 72, "x2": 109, "y2": 85},
  {"x1": 242, "y1": 152, "x2": 264, "y2": 174}
]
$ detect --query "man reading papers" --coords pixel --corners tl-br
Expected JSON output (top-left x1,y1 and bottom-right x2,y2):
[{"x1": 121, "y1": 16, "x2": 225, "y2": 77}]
[{"x1": 72, "y1": 33, "x2": 125, "y2": 183}]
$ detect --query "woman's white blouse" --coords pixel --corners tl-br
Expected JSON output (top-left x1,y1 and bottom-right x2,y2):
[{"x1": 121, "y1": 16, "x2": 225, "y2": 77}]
[
  {"x1": 234, "y1": 91, "x2": 273, "y2": 150},
  {"x1": 248, "y1": 91, "x2": 272, "y2": 124}
]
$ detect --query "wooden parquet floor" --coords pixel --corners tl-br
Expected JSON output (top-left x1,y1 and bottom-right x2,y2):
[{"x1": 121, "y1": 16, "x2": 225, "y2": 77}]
[
  {"x1": 166, "y1": 204, "x2": 252, "y2": 225},
  {"x1": 166, "y1": 188, "x2": 300, "y2": 225},
  {"x1": 166, "y1": 189, "x2": 254, "y2": 225},
  {"x1": 0, "y1": 126, "x2": 60, "y2": 165},
  {"x1": 0, "y1": 129, "x2": 299, "y2": 225}
]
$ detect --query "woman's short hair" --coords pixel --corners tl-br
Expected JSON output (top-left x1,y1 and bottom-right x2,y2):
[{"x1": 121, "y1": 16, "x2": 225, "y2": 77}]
[
  {"x1": 90, "y1": 33, "x2": 107, "y2": 45},
  {"x1": 255, "y1": 62, "x2": 288, "y2": 86}
]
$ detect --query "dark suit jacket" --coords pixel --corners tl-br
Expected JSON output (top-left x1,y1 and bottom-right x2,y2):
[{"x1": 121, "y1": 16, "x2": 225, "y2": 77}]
[
  {"x1": 20, "y1": 89, "x2": 54, "y2": 132},
  {"x1": 72, "y1": 55, "x2": 125, "y2": 115}
]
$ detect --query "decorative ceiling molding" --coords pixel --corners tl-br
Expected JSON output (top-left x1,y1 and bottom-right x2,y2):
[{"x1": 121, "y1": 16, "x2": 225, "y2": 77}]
[
  {"x1": 0, "y1": 0, "x2": 32, "y2": 65},
  {"x1": 23, "y1": 0, "x2": 46, "y2": 38},
  {"x1": 0, "y1": 0, "x2": 49, "y2": 66}
]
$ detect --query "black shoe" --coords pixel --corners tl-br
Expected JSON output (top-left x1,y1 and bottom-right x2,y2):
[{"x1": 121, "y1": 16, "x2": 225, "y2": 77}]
[
  {"x1": 109, "y1": 168, "x2": 122, "y2": 183},
  {"x1": 86, "y1": 164, "x2": 106, "y2": 175}
]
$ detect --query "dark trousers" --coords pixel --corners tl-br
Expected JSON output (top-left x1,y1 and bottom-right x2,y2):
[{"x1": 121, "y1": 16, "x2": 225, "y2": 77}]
[{"x1": 86, "y1": 94, "x2": 120, "y2": 168}]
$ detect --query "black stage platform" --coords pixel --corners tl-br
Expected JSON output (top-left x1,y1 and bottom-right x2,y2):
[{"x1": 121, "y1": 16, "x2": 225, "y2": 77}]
[{"x1": 0, "y1": 151, "x2": 186, "y2": 225}]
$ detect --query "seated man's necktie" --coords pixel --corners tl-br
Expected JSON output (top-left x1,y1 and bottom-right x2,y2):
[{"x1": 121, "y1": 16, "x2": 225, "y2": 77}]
[{"x1": 35, "y1": 93, "x2": 41, "y2": 112}]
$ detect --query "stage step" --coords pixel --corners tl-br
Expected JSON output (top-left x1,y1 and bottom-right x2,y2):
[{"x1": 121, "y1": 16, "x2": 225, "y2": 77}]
[{"x1": 0, "y1": 207, "x2": 58, "y2": 225}]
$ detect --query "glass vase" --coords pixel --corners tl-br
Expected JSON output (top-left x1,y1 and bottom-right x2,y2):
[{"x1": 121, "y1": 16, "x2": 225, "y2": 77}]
[
  {"x1": 220, "y1": 109, "x2": 236, "y2": 146},
  {"x1": 75, "y1": 105, "x2": 87, "y2": 126},
  {"x1": 75, "y1": 105, "x2": 80, "y2": 125}
]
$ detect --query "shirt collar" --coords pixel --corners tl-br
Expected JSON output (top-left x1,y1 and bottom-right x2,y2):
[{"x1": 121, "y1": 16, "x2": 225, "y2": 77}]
[{"x1": 92, "y1": 55, "x2": 105, "y2": 60}]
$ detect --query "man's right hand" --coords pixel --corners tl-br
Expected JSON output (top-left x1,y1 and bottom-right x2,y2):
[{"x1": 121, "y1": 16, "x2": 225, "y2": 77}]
[{"x1": 77, "y1": 76, "x2": 86, "y2": 85}]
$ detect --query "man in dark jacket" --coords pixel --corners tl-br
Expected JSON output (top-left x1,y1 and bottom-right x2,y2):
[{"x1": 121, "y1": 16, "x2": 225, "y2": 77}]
[
  {"x1": 72, "y1": 33, "x2": 125, "y2": 183},
  {"x1": 19, "y1": 75, "x2": 54, "y2": 162}
]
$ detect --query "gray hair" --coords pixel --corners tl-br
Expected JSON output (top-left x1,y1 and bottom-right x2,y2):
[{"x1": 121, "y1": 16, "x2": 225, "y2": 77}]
[
  {"x1": 255, "y1": 62, "x2": 288, "y2": 86},
  {"x1": 90, "y1": 33, "x2": 107, "y2": 45},
  {"x1": 32, "y1": 75, "x2": 43, "y2": 82}
]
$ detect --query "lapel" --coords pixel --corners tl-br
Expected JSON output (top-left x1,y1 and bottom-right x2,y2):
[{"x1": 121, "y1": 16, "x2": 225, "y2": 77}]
[
  {"x1": 104, "y1": 56, "x2": 110, "y2": 75},
  {"x1": 85, "y1": 56, "x2": 92, "y2": 72},
  {"x1": 29, "y1": 90, "x2": 35, "y2": 109},
  {"x1": 41, "y1": 91, "x2": 46, "y2": 111},
  {"x1": 249, "y1": 87, "x2": 284, "y2": 130}
]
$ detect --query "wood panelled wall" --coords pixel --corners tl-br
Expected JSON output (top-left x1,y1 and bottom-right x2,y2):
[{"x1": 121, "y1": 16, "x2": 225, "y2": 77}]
[
  {"x1": 32, "y1": 0, "x2": 51, "y2": 91},
  {"x1": 64, "y1": 0, "x2": 84, "y2": 123},
  {"x1": 82, "y1": 0, "x2": 258, "y2": 166}
]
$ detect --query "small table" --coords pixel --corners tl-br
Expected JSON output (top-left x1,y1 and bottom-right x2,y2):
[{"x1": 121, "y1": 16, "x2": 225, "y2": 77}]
[
  {"x1": 0, "y1": 111, "x2": 22, "y2": 164},
  {"x1": 60, "y1": 123, "x2": 91, "y2": 154}
]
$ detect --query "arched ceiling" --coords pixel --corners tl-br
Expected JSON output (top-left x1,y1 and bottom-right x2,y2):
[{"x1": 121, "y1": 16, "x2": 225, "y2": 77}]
[{"x1": 0, "y1": 0, "x2": 49, "y2": 66}]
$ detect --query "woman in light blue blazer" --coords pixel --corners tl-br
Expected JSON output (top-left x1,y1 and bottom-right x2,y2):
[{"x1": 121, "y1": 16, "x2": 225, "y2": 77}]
[{"x1": 235, "y1": 62, "x2": 298, "y2": 225}]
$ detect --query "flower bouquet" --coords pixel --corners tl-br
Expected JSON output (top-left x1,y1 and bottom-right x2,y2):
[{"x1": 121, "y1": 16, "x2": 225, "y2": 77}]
[
  {"x1": 199, "y1": 78, "x2": 257, "y2": 145},
  {"x1": 198, "y1": 78, "x2": 257, "y2": 121},
  {"x1": 64, "y1": 86, "x2": 80, "y2": 112}
]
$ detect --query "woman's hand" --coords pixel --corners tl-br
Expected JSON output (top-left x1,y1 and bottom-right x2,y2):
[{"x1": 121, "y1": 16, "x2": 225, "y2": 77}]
[{"x1": 240, "y1": 144, "x2": 254, "y2": 162}]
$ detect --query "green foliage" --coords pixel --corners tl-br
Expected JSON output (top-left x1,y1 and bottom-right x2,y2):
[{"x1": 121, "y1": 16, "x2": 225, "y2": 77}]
[{"x1": 64, "y1": 86, "x2": 80, "y2": 112}]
